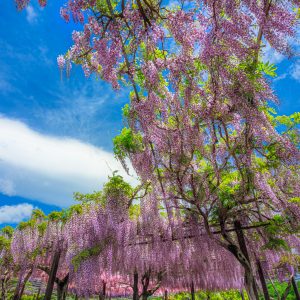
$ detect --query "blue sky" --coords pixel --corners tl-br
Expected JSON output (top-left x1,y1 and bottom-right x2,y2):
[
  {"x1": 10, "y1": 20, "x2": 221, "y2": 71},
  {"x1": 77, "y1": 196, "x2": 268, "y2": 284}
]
[{"x1": 0, "y1": 0, "x2": 299, "y2": 227}]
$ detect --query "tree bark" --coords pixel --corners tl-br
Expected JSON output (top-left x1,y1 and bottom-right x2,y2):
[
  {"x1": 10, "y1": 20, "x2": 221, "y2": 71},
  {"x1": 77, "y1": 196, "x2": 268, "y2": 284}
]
[
  {"x1": 234, "y1": 221, "x2": 259, "y2": 300},
  {"x1": 256, "y1": 258, "x2": 270, "y2": 300},
  {"x1": 191, "y1": 281, "x2": 195, "y2": 300},
  {"x1": 141, "y1": 271, "x2": 150, "y2": 300},
  {"x1": 44, "y1": 250, "x2": 61, "y2": 300},
  {"x1": 244, "y1": 268, "x2": 260, "y2": 300},
  {"x1": 13, "y1": 269, "x2": 32, "y2": 300},
  {"x1": 292, "y1": 276, "x2": 300, "y2": 300},
  {"x1": 12, "y1": 274, "x2": 22, "y2": 300},
  {"x1": 133, "y1": 271, "x2": 139, "y2": 300}
]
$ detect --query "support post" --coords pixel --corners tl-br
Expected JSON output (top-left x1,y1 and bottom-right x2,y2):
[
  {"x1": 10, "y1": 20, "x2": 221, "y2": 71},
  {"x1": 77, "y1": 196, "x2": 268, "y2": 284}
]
[
  {"x1": 256, "y1": 259, "x2": 270, "y2": 300},
  {"x1": 44, "y1": 250, "x2": 61, "y2": 300},
  {"x1": 133, "y1": 271, "x2": 139, "y2": 300},
  {"x1": 164, "y1": 290, "x2": 168, "y2": 300},
  {"x1": 191, "y1": 281, "x2": 195, "y2": 300}
]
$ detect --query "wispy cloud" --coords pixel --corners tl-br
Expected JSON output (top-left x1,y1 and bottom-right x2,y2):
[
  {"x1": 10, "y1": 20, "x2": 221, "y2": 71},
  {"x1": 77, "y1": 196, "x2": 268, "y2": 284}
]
[
  {"x1": 0, "y1": 179, "x2": 15, "y2": 196},
  {"x1": 290, "y1": 60, "x2": 300, "y2": 81},
  {"x1": 0, "y1": 116, "x2": 137, "y2": 207},
  {"x1": 262, "y1": 43, "x2": 285, "y2": 65},
  {"x1": 31, "y1": 79, "x2": 128, "y2": 147},
  {"x1": 26, "y1": 5, "x2": 38, "y2": 24},
  {"x1": 0, "y1": 203, "x2": 34, "y2": 224},
  {"x1": 38, "y1": 84, "x2": 106, "y2": 140},
  {"x1": 273, "y1": 73, "x2": 287, "y2": 83}
]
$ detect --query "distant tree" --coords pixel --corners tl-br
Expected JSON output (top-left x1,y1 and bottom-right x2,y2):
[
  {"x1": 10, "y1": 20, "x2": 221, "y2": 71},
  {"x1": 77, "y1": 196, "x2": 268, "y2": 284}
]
[{"x1": 0, "y1": 226, "x2": 14, "y2": 300}]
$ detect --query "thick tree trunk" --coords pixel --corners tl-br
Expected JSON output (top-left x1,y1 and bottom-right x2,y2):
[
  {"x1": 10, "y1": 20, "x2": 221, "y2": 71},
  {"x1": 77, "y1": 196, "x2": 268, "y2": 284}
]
[
  {"x1": 133, "y1": 271, "x2": 139, "y2": 300},
  {"x1": 234, "y1": 221, "x2": 259, "y2": 300},
  {"x1": 292, "y1": 276, "x2": 300, "y2": 300},
  {"x1": 256, "y1": 259, "x2": 270, "y2": 300},
  {"x1": 191, "y1": 281, "x2": 195, "y2": 300},
  {"x1": 44, "y1": 250, "x2": 61, "y2": 300},
  {"x1": 228, "y1": 243, "x2": 258, "y2": 300},
  {"x1": 244, "y1": 268, "x2": 260, "y2": 300},
  {"x1": 140, "y1": 270, "x2": 151, "y2": 300}
]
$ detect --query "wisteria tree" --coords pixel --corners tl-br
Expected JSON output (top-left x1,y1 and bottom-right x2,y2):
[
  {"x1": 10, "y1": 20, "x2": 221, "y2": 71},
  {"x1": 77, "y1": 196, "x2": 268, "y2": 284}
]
[
  {"x1": 0, "y1": 226, "x2": 14, "y2": 300},
  {"x1": 11, "y1": 208, "x2": 73, "y2": 300},
  {"x1": 54, "y1": 0, "x2": 300, "y2": 299},
  {"x1": 12, "y1": 0, "x2": 300, "y2": 299},
  {"x1": 63, "y1": 174, "x2": 245, "y2": 299}
]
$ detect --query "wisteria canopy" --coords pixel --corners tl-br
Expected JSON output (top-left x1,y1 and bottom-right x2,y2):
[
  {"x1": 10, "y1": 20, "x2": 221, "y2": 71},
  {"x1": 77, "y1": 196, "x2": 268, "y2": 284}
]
[{"x1": 1, "y1": 1, "x2": 300, "y2": 300}]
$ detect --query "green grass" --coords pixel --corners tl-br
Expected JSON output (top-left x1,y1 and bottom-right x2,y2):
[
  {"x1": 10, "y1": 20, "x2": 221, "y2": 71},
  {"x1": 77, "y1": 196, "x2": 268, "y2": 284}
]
[
  {"x1": 3, "y1": 279, "x2": 298, "y2": 300},
  {"x1": 259, "y1": 280, "x2": 300, "y2": 300}
]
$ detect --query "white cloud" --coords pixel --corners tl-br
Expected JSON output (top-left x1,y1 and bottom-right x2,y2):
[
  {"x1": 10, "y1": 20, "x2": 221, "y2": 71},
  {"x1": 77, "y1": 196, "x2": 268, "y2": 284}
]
[
  {"x1": 167, "y1": 0, "x2": 181, "y2": 8},
  {"x1": 26, "y1": 5, "x2": 38, "y2": 24},
  {"x1": 262, "y1": 43, "x2": 285, "y2": 65},
  {"x1": 273, "y1": 73, "x2": 287, "y2": 83},
  {"x1": 0, "y1": 179, "x2": 16, "y2": 196},
  {"x1": 290, "y1": 60, "x2": 300, "y2": 81},
  {"x1": 0, "y1": 203, "x2": 34, "y2": 224},
  {"x1": 0, "y1": 117, "x2": 137, "y2": 207}
]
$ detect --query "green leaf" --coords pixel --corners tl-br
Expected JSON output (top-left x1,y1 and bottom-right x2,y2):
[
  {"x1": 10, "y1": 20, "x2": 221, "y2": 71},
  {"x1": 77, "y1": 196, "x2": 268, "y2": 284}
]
[
  {"x1": 258, "y1": 61, "x2": 277, "y2": 77},
  {"x1": 72, "y1": 236, "x2": 112, "y2": 271},
  {"x1": 113, "y1": 127, "x2": 143, "y2": 160},
  {"x1": 1, "y1": 226, "x2": 14, "y2": 238},
  {"x1": 37, "y1": 221, "x2": 47, "y2": 235},
  {"x1": 129, "y1": 204, "x2": 141, "y2": 220},
  {"x1": 103, "y1": 172, "x2": 133, "y2": 200}
]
